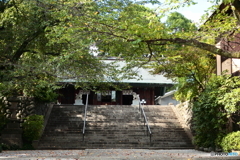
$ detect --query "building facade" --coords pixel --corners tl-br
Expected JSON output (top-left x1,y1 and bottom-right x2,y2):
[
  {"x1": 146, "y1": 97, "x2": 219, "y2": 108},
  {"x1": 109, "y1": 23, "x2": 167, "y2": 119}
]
[{"x1": 57, "y1": 60, "x2": 174, "y2": 105}]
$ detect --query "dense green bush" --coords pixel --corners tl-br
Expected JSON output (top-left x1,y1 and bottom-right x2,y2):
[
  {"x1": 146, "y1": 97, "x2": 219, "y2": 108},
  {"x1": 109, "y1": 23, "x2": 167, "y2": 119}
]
[
  {"x1": 221, "y1": 131, "x2": 240, "y2": 152},
  {"x1": 1, "y1": 143, "x2": 21, "y2": 150},
  {"x1": 22, "y1": 115, "x2": 44, "y2": 143},
  {"x1": 192, "y1": 75, "x2": 240, "y2": 149},
  {"x1": 1, "y1": 142, "x2": 34, "y2": 151},
  {"x1": 193, "y1": 97, "x2": 227, "y2": 148}
]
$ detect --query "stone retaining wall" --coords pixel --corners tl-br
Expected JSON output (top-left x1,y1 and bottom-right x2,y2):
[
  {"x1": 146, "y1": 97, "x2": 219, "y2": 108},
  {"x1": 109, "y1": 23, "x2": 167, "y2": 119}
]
[
  {"x1": 170, "y1": 101, "x2": 193, "y2": 140},
  {"x1": 0, "y1": 97, "x2": 50, "y2": 122}
]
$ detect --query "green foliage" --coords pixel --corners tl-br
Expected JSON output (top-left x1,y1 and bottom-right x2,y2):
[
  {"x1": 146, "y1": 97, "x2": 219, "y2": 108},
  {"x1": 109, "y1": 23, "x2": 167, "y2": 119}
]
[
  {"x1": 219, "y1": 88, "x2": 240, "y2": 114},
  {"x1": 33, "y1": 87, "x2": 58, "y2": 103},
  {"x1": 166, "y1": 12, "x2": 197, "y2": 32},
  {"x1": 0, "y1": 0, "x2": 239, "y2": 98},
  {"x1": 146, "y1": 12, "x2": 216, "y2": 102},
  {"x1": 192, "y1": 75, "x2": 240, "y2": 148},
  {"x1": 221, "y1": 131, "x2": 240, "y2": 152},
  {"x1": 174, "y1": 77, "x2": 197, "y2": 101},
  {"x1": 22, "y1": 115, "x2": 44, "y2": 143},
  {"x1": 1, "y1": 0, "x2": 147, "y2": 97},
  {"x1": 150, "y1": 46, "x2": 215, "y2": 102},
  {"x1": 1, "y1": 143, "x2": 21, "y2": 150},
  {"x1": 1, "y1": 142, "x2": 34, "y2": 150},
  {"x1": 21, "y1": 143, "x2": 34, "y2": 150}
]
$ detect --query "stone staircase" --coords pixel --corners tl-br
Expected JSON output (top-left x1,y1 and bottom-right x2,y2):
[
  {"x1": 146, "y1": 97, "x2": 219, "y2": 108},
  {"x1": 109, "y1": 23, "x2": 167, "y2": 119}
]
[
  {"x1": 37, "y1": 105, "x2": 193, "y2": 149},
  {"x1": 37, "y1": 105, "x2": 85, "y2": 149},
  {"x1": 144, "y1": 105, "x2": 193, "y2": 149},
  {"x1": 84, "y1": 105, "x2": 148, "y2": 149}
]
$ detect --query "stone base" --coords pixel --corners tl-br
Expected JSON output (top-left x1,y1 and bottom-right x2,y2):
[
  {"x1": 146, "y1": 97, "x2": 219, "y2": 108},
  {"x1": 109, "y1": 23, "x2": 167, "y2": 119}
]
[
  {"x1": 32, "y1": 140, "x2": 39, "y2": 149},
  {"x1": 1, "y1": 122, "x2": 22, "y2": 148},
  {"x1": 132, "y1": 100, "x2": 140, "y2": 106},
  {"x1": 74, "y1": 99, "x2": 83, "y2": 105}
]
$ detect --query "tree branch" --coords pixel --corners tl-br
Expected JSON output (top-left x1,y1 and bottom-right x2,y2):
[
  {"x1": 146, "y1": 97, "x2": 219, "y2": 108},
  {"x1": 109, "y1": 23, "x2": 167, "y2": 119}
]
[
  {"x1": 132, "y1": 38, "x2": 240, "y2": 58},
  {"x1": 11, "y1": 27, "x2": 47, "y2": 62}
]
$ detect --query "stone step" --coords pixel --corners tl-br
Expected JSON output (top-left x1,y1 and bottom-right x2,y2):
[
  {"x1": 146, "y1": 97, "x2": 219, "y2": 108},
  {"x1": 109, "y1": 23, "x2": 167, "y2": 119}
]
[
  {"x1": 84, "y1": 131, "x2": 146, "y2": 135},
  {"x1": 86, "y1": 115, "x2": 141, "y2": 119},
  {"x1": 84, "y1": 127, "x2": 144, "y2": 130},
  {"x1": 38, "y1": 143, "x2": 86, "y2": 149},
  {"x1": 43, "y1": 129, "x2": 83, "y2": 133},
  {"x1": 85, "y1": 122, "x2": 142, "y2": 126},
  {"x1": 151, "y1": 137, "x2": 192, "y2": 141},
  {"x1": 38, "y1": 105, "x2": 193, "y2": 149},
  {"x1": 40, "y1": 136, "x2": 191, "y2": 144},
  {"x1": 45, "y1": 125, "x2": 83, "y2": 128},
  {"x1": 85, "y1": 119, "x2": 141, "y2": 122},
  {"x1": 42, "y1": 130, "x2": 82, "y2": 133},
  {"x1": 149, "y1": 119, "x2": 179, "y2": 122}
]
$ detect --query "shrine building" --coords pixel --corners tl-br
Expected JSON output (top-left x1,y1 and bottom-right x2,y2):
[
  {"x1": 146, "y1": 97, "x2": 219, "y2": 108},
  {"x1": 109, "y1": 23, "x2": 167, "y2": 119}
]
[{"x1": 57, "y1": 59, "x2": 174, "y2": 105}]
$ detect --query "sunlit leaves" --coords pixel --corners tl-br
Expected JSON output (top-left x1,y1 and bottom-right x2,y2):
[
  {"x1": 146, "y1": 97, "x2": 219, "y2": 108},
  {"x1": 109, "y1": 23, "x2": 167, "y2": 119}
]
[
  {"x1": 165, "y1": 12, "x2": 197, "y2": 33},
  {"x1": 192, "y1": 74, "x2": 240, "y2": 148},
  {"x1": 1, "y1": 0, "x2": 149, "y2": 97},
  {"x1": 1, "y1": 0, "x2": 240, "y2": 99}
]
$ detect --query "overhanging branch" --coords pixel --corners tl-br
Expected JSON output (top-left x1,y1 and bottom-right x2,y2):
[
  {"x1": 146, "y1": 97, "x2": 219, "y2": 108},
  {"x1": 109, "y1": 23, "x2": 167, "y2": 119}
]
[
  {"x1": 129, "y1": 38, "x2": 240, "y2": 58},
  {"x1": 11, "y1": 26, "x2": 47, "y2": 62}
]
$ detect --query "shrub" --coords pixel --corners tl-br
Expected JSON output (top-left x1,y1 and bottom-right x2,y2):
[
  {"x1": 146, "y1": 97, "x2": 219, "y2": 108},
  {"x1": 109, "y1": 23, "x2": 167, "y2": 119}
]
[
  {"x1": 192, "y1": 75, "x2": 240, "y2": 149},
  {"x1": 22, "y1": 115, "x2": 44, "y2": 143},
  {"x1": 21, "y1": 143, "x2": 34, "y2": 150},
  {"x1": 192, "y1": 75, "x2": 228, "y2": 148},
  {"x1": 0, "y1": 113, "x2": 7, "y2": 132},
  {"x1": 221, "y1": 131, "x2": 240, "y2": 152},
  {"x1": 1, "y1": 143, "x2": 20, "y2": 150},
  {"x1": 1, "y1": 142, "x2": 34, "y2": 151}
]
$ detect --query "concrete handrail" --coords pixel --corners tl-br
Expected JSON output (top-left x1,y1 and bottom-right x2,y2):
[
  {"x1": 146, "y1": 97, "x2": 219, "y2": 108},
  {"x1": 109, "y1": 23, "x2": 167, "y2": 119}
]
[
  {"x1": 82, "y1": 94, "x2": 89, "y2": 141},
  {"x1": 139, "y1": 102, "x2": 152, "y2": 143}
]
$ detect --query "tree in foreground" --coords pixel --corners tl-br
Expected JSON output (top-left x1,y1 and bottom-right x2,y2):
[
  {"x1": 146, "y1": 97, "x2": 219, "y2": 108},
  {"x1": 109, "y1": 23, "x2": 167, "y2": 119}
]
[
  {"x1": 1, "y1": 0, "x2": 240, "y2": 97},
  {"x1": 0, "y1": 0, "x2": 149, "y2": 97}
]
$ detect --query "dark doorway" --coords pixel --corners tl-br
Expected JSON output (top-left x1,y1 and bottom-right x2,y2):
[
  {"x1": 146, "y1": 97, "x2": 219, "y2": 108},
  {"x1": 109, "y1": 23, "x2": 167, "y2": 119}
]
[
  {"x1": 122, "y1": 95, "x2": 133, "y2": 105},
  {"x1": 82, "y1": 94, "x2": 87, "y2": 105},
  {"x1": 59, "y1": 84, "x2": 75, "y2": 104},
  {"x1": 101, "y1": 95, "x2": 112, "y2": 103}
]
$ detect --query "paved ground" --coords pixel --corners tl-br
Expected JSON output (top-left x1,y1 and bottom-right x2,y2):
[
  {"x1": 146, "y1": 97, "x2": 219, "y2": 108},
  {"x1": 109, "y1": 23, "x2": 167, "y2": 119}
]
[{"x1": 0, "y1": 149, "x2": 240, "y2": 160}]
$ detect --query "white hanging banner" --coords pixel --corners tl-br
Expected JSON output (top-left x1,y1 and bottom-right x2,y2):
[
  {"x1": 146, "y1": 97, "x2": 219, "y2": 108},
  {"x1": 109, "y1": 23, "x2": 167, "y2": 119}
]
[
  {"x1": 122, "y1": 90, "x2": 133, "y2": 95},
  {"x1": 79, "y1": 90, "x2": 90, "y2": 95},
  {"x1": 101, "y1": 90, "x2": 111, "y2": 96}
]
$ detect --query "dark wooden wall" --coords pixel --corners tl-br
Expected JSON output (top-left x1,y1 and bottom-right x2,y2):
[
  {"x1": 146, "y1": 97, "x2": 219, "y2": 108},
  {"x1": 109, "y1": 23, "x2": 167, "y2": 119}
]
[
  {"x1": 58, "y1": 85, "x2": 156, "y2": 105},
  {"x1": 133, "y1": 87, "x2": 155, "y2": 105}
]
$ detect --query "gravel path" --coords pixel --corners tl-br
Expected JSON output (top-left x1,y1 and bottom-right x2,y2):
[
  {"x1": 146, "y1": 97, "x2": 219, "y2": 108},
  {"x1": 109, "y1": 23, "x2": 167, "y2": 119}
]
[{"x1": 0, "y1": 149, "x2": 239, "y2": 160}]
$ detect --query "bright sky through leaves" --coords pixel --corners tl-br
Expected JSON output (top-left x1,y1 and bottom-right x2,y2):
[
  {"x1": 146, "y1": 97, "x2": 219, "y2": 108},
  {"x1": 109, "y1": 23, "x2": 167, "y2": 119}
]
[
  {"x1": 176, "y1": 1, "x2": 214, "y2": 24},
  {"x1": 146, "y1": 0, "x2": 214, "y2": 24}
]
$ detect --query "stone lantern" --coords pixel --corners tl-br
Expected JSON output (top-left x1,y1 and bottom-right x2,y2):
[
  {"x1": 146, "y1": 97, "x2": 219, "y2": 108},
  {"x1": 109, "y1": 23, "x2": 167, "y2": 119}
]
[{"x1": 1, "y1": 96, "x2": 22, "y2": 148}]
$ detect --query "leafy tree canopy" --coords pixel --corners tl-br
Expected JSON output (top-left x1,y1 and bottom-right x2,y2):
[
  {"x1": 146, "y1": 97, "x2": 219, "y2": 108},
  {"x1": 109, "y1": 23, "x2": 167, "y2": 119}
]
[
  {"x1": 0, "y1": 0, "x2": 239, "y2": 98},
  {"x1": 0, "y1": 0, "x2": 152, "y2": 96},
  {"x1": 165, "y1": 12, "x2": 197, "y2": 32}
]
